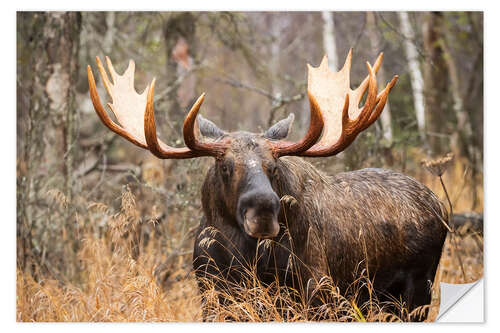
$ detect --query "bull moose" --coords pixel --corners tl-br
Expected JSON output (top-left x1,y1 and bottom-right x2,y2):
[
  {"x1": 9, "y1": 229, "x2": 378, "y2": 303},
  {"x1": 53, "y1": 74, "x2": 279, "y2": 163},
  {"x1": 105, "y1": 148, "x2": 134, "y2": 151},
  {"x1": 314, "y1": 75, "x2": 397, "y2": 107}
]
[{"x1": 87, "y1": 50, "x2": 448, "y2": 321}]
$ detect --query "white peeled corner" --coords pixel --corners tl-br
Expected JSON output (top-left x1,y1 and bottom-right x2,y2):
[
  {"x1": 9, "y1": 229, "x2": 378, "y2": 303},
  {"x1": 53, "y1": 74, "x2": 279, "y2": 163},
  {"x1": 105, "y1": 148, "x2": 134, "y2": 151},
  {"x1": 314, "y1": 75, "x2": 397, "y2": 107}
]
[{"x1": 437, "y1": 278, "x2": 484, "y2": 322}]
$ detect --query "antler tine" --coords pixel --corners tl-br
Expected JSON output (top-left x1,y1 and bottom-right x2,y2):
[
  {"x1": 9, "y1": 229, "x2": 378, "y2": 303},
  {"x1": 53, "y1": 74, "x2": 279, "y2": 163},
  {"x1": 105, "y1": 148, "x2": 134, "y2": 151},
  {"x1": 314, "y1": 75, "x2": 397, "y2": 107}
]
[
  {"x1": 363, "y1": 75, "x2": 399, "y2": 130},
  {"x1": 182, "y1": 93, "x2": 229, "y2": 155},
  {"x1": 353, "y1": 61, "x2": 378, "y2": 127},
  {"x1": 96, "y1": 57, "x2": 113, "y2": 98},
  {"x1": 339, "y1": 48, "x2": 353, "y2": 75},
  {"x1": 89, "y1": 56, "x2": 227, "y2": 159},
  {"x1": 294, "y1": 50, "x2": 397, "y2": 158},
  {"x1": 105, "y1": 56, "x2": 120, "y2": 82},
  {"x1": 351, "y1": 52, "x2": 383, "y2": 108},
  {"x1": 144, "y1": 81, "x2": 223, "y2": 158}
]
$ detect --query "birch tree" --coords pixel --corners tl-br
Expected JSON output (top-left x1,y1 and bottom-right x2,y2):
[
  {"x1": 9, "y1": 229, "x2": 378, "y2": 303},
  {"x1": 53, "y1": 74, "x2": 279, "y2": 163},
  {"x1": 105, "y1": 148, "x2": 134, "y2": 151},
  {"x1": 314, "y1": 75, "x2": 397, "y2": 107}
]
[
  {"x1": 103, "y1": 12, "x2": 115, "y2": 54},
  {"x1": 321, "y1": 11, "x2": 339, "y2": 70},
  {"x1": 398, "y1": 12, "x2": 426, "y2": 143}
]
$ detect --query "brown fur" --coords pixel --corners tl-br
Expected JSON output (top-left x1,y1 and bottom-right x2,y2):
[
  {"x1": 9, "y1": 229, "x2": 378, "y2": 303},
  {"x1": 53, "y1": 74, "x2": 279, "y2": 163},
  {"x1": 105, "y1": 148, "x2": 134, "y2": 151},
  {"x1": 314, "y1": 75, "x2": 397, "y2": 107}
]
[{"x1": 192, "y1": 132, "x2": 448, "y2": 320}]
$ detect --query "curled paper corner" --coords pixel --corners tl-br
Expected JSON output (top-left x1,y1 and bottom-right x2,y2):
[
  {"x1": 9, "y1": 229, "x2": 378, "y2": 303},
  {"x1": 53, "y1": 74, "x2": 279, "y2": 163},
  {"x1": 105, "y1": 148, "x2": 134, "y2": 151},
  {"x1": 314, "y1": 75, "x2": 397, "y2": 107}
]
[{"x1": 437, "y1": 278, "x2": 483, "y2": 322}]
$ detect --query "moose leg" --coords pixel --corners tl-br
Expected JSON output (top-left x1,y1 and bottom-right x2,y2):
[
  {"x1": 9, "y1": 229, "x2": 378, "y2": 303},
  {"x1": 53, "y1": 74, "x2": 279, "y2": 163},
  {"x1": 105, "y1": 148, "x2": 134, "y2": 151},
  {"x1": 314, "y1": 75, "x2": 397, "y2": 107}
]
[
  {"x1": 402, "y1": 275, "x2": 415, "y2": 313},
  {"x1": 381, "y1": 271, "x2": 431, "y2": 321},
  {"x1": 193, "y1": 259, "x2": 237, "y2": 322},
  {"x1": 406, "y1": 276, "x2": 432, "y2": 321},
  {"x1": 407, "y1": 257, "x2": 441, "y2": 321}
]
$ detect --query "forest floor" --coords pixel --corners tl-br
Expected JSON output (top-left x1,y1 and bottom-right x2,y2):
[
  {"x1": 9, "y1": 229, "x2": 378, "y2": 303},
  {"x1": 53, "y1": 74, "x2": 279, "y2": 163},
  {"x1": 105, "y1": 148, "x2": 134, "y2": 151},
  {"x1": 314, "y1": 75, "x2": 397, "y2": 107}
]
[{"x1": 16, "y1": 206, "x2": 483, "y2": 322}]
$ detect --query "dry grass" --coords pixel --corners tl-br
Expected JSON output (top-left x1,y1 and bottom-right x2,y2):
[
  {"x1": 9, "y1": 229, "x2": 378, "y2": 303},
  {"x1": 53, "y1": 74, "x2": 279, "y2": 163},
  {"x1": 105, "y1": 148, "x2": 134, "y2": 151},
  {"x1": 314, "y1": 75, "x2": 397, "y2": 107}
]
[
  {"x1": 17, "y1": 186, "x2": 202, "y2": 322},
  {"x1": 16, "y1": 229, "x2": 482, "y2": 322},
  {"x1": 16, "y1": 195, "x2": 483, "y2": 322},
  {"x1": 16, "y1": 158, "x2": 483, "y2": 322},
  {"x1": 417, "y1": 152, "x2": 483, "y2": 214}
]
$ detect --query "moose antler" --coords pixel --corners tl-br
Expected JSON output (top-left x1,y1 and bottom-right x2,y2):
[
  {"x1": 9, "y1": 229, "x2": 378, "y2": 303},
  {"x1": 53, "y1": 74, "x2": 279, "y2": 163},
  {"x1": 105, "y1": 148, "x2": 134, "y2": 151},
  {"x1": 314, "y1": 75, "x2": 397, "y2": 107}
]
[
  {"x1": 88, "y1": 56, "x2": 227, "y2": 159},
  {"x1": 297, "y1": 49, "x2": 398, "y2": 157},
  {"x1": 88, "y1": 51, "x2": 396, "y2": 161}
]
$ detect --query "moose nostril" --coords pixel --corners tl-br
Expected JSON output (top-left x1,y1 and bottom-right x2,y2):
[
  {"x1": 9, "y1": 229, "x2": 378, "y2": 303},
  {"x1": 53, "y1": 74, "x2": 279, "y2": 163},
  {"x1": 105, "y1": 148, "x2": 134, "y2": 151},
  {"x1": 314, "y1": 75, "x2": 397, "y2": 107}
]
[
  {"x1": 238, "y1": 190, "x2": 280, "y2": 218},
  {"x1": 256, "y1": 193, "x2": 279, "y2": 211}
]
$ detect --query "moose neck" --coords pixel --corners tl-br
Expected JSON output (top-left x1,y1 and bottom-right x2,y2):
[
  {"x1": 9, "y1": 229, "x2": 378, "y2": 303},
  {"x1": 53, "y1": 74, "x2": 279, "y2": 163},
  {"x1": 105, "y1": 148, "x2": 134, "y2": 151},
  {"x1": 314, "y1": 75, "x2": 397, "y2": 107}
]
[
  {"x1": 200, "y1": 156, "x2": 328, "y2": 241},
  {"x1": 274, "y1": 156, "x2": 330, "y2": 199}
]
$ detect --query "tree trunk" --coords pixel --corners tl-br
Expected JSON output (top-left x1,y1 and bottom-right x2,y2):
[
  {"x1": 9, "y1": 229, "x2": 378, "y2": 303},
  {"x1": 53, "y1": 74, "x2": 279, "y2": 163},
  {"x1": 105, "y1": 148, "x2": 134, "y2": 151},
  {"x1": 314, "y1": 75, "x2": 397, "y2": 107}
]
[
  {"x1": 103, "y1": 12, "x2": 115, "y2": 54},
  {"x1": 264, "y1": 13, "x2": 287, "y2": 128},
  {"x1": 366, "y1": 12, "x2": 393, "y2": 144},
  {"x1": 422, "y1": 12, "x2": 449, "y2": 155},
  {"x1": 441, "y1": 33, "x2": 470, "y2": 156},
  {"x1": 44, "y1": 12, "x2": 82, "y2": 207},
  {"x1": 17, "y1": 12, "x2": 47, "y2": 274},
  {"x1": 16, "y1": 11, "x2": 81, "y2": 277},
  {"x1": 398, "y1": 12, "x2": 427, "y2": 145},
  {"x1": 321, "y1": 11, "x2": 339, "y2": 70},
  {"x1": 162, "y1": 12, "x2": 197, "y2": 141}
]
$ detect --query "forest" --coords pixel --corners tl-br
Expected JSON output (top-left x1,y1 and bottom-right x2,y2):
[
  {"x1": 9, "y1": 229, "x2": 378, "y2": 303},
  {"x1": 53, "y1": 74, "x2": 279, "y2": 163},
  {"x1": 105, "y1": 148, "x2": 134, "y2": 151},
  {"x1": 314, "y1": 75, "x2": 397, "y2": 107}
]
[{"x1": 16, "y1": 11, "x2": 483, "y2": 322}]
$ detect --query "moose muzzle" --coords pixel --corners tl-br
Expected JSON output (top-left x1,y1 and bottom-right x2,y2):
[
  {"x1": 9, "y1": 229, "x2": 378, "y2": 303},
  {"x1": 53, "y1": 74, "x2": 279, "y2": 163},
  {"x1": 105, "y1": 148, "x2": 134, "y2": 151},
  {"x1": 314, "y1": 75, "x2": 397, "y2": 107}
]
[{"x1": 237, "y1": 189, "x2": 280, "y2": 239}]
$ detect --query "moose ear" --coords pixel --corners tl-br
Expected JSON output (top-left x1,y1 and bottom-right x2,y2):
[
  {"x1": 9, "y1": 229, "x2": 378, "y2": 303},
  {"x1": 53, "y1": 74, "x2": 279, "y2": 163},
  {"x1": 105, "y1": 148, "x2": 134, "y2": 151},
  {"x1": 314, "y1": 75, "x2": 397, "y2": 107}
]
[
  {"x1": 197, "y1": 115, "x2": 226, "y2": 139},
  {"x1": 264, "y1": 114, "x2": 295, "y2": 140}
]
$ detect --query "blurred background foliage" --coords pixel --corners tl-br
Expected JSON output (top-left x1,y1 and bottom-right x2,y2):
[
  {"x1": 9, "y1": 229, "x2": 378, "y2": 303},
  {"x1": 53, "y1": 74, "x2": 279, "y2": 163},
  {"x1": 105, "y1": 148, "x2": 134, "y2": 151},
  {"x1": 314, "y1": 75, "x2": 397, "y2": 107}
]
[{"x1": 16, "y1": 11, "x2": 482, "y2": 298}]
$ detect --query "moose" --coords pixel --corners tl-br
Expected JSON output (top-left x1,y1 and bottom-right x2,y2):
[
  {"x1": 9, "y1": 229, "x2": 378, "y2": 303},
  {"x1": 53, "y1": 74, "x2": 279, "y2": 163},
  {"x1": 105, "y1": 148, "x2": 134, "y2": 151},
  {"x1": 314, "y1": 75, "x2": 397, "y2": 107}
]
[{"x1": 87, "y1": 50, "x2": 448, "y2": 321}]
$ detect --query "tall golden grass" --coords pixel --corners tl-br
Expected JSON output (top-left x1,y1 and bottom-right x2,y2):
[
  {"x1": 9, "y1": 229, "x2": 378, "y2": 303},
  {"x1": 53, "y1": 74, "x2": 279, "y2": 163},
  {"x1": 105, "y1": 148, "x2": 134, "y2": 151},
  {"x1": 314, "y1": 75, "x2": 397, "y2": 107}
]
[{"x1": 16, "y1": 160, "x2": 483, "y2": 322}]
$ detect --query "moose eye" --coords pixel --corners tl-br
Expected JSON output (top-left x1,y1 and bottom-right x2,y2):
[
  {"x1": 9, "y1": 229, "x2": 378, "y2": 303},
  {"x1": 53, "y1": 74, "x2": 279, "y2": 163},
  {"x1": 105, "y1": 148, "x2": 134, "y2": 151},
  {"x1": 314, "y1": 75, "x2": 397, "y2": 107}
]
[{"x1": 220, "y1": 163, "x2": 232, "y2": 178}]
